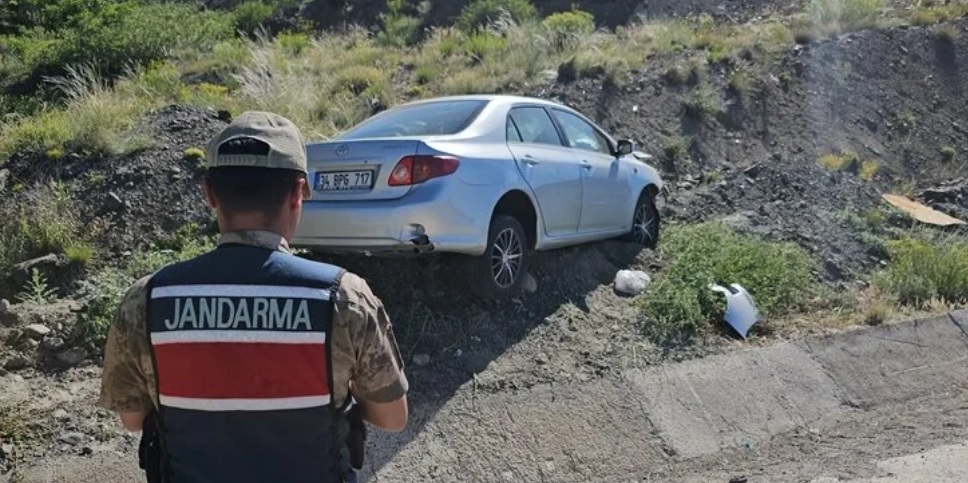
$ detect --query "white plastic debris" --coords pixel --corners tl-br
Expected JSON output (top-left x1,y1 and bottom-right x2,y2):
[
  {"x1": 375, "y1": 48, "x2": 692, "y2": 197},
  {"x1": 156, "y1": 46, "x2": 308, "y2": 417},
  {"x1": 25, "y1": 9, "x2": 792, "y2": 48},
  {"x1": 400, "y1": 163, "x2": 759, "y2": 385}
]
[
  {"x1": 709, "y1": 283, "x2": 762, "y2": 339},
  {"x1": 614, "y1": 270, "x2": 652, "y2": 296}
]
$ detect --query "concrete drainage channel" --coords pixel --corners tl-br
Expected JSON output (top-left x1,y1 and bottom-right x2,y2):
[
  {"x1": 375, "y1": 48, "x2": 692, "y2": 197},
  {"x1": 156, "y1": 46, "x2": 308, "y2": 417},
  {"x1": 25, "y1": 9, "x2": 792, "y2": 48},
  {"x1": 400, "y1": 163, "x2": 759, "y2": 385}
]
[{"x1": 357, "y1": 310, "x2": 968, "y2": 482}]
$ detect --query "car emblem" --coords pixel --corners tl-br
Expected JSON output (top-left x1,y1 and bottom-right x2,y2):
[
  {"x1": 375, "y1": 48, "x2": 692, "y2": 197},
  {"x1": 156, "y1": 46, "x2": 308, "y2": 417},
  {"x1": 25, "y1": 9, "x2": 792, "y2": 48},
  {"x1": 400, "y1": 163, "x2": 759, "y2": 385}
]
[{"x1": 335, "y1": 144, "x2": 349, "y2": 156}]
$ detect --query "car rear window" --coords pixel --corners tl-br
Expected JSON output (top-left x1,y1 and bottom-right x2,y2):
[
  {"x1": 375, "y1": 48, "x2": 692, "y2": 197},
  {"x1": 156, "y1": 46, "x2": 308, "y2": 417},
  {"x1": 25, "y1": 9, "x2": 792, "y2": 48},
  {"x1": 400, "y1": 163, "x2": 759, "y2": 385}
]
[{"x1": 338, "y1": 100, "x2": 489, "y2": 139}]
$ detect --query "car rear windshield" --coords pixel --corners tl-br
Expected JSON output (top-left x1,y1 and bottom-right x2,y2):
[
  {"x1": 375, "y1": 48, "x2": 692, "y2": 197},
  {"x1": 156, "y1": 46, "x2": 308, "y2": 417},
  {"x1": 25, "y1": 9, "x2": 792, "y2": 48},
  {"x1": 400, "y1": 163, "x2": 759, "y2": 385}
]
[{"x1": 338, "y1": 100, "x2": 489, "y2": 139}]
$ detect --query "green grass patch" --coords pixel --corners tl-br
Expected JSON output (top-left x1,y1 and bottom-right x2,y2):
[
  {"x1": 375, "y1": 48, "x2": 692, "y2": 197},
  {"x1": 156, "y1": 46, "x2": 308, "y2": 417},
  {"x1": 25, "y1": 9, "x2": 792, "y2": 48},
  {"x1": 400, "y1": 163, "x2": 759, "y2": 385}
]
[
  {"x1": 876, "y1": 234, "x2": 968, "y2": 306},
  {"x1": 456, "y1": 0, "x2": 538, "y2": 33},
  {"x1": 797, "y1": 0, "x2": 885, "y2": 39},
  {"x1": 640, "y1": 223, "x2": 817, "y2": 345},
  {"x1": 818, "y1": 151, "x2": 878, "y2": 180},
  {"x1": 0, "y1": 182, "x2": 89, "y2": 274},
  {"x1": 684, "y1": 81, "x2": 721, "y2": 118},
  {"x1": 940, "y1": 146, "x2": 956, "y2": 163},
  {"x1": 542, "y1": 8, "x2": 595, "y2": 51}
]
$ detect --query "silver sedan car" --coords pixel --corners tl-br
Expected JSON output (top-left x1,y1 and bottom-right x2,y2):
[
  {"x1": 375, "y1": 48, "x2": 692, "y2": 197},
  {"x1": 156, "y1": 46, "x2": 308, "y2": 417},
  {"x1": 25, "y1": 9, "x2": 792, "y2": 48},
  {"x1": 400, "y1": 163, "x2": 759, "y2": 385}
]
[{"x1": 291, "y1": 95, "x2": 664, "y2": 298}]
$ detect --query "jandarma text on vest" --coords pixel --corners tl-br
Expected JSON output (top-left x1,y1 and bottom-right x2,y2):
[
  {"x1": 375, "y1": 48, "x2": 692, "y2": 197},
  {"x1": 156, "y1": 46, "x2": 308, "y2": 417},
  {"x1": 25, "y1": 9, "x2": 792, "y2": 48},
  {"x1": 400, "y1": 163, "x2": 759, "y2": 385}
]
[{"x1": 150, "y1": 284, "x2": 331, "y2": 332}]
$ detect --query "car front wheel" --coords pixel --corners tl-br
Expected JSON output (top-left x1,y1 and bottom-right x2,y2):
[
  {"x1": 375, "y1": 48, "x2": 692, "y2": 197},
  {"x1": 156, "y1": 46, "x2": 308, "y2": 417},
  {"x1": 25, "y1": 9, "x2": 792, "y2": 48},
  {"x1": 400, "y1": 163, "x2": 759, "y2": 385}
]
[
  {"x1": 473, "y1": 214, "x2": 529, "y2": 299},
  {"x1": 629, "y1": 191, "x2": 660, "y2": 249}
]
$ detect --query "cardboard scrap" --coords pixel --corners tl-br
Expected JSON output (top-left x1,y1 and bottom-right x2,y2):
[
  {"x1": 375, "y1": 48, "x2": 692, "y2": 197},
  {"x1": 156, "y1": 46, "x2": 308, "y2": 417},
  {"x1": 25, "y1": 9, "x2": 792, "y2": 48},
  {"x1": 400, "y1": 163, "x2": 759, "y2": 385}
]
[{"x1": 882, "y1": 194, "x2": 966, "y2": 226}]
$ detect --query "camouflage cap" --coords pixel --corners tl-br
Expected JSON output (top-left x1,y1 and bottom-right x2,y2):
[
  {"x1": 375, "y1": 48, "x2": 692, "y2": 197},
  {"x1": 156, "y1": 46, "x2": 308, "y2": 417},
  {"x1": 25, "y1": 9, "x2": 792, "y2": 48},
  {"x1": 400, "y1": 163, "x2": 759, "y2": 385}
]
[{"x1": 206, "y1": 111, "x2": 312, "y2": 199}]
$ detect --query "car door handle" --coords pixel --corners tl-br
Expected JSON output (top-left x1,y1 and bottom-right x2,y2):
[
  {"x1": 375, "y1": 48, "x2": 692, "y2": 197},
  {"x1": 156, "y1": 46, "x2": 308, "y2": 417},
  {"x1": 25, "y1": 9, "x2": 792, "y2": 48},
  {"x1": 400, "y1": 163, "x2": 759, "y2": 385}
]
[
  {"x1": 581, "y1": 161, "x2": 592, "y2": 170},
  {"x1": 522, "y1": 155, "x2": 541, "y2": 166}
]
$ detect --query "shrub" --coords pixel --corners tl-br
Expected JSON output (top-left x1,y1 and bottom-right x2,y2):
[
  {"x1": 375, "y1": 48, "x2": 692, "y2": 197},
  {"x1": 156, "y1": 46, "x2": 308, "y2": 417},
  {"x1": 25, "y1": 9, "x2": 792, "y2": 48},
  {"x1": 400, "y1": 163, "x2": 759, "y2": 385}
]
[
  {"x1": 940, "y1": 146, "x2": 956, "y2": 163},
  {"x1": 684, "y1": 82, "x2": 721, "y2": 118},
  {"x1": 859, "y1": 159, "x2": 880, "y2": 181},
  {"x1": 640, "y1": 223, "x2": 817, "y2": 344},
  {"x1": 461, "y1": 32, "x2": 510, "y2": 61},
  {"x1": 542, "y1": 8, "x2": 595, "y2": 50},
  {"x1": 64, "y1": 244, "x2": 95, "y2": 264},
  {"x1": 456, "y1": 0, "x2": 538, "y2": 33},
  {"x1": 818, "y1": 151, "x2": 860, "y2": 172},
  {"x1": 233, "y1": 1, "x2": 274, "y2": 36},
  {"x1": 728, "y1": 68, "x2": 752, "y2": 94},
  {"x1": 184, "y1": 147, "x2": 206, "y2": 160},
  {"x1": 334, "y1": 65, "x2": 389, "y2": 97},
  {"x1": 801, "y1": 0, "x2": 884, "y2": 38},
  {"x1": 664, "y1": 136, "x2": 689, "y2": 164},
  {"x1": 876, "y1": 235, "x2": 968, "y2": 306},
  {"x1": 1, "y1": 1, "x2": 233, "y2": 87},
  {"x1": 377, "y1": 0, "x2": 429, "y2": 47},
  {"x1": 0, "y1": 182, "x2": 86, "y2": 273}
]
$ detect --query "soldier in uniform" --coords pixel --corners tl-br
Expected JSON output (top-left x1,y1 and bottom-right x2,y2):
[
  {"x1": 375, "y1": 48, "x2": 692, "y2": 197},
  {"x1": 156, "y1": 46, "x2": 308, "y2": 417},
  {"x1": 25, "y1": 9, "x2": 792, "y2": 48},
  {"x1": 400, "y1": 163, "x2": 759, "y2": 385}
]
[{"x1": 98, "y1": 111, "x2": 408, "y2": 483}]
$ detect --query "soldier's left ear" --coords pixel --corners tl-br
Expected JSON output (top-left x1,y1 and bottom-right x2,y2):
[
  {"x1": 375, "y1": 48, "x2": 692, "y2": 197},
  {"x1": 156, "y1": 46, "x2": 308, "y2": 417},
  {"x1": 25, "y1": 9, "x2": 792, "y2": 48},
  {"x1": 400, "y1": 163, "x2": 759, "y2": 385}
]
[{"x1": 202, "y1": 177, "x2": 218, "y2": 211}]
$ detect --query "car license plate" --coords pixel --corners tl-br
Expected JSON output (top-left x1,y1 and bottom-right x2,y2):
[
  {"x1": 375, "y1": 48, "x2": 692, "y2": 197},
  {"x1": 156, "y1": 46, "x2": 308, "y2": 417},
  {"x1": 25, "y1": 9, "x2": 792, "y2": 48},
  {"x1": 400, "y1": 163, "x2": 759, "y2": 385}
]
[{"x1": 314, "y1": 170, "x2": 374, "y2": 192}]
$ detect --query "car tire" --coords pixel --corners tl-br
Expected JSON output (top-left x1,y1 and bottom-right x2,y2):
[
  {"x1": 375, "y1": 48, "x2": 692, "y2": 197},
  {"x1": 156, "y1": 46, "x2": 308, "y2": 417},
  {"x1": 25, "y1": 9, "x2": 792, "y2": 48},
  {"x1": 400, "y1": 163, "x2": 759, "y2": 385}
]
[
  {"x1": 627, "y1": 190, "x2": 661, "y2": 249},
  {"x1": 473, "y1": 214, "x2": 530, "y2": 299}
]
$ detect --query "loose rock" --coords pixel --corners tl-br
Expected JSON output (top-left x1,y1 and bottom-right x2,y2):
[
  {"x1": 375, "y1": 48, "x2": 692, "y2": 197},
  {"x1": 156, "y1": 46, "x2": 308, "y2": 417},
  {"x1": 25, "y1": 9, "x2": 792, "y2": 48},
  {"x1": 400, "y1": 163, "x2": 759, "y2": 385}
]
[
  {"x1": 23, "y1": 324, "x2": 51, "y2": 339},
  {"x1": 42, "y1": 337, "x2": 66, "y2": 351},
  {"x1": 105, "y1": 192, "x2": 125, "y2": 212},
  {"x1": 58, "y1": 432, "x2": 85, "y2": 446},
  {"x1": 613, "y1": 270, "x2": 651, "y2": 296},
  {"x1": 521, "y1": 272, "x2": 538, "y2": 294},
  {"x1": 53, "y1": 409, "x2": 70, "y2": 421},
  {"x1": 56, "y1": 347, "x2": 88, "y2": 367},
  {"x1": 413, "y1": 353, "x2": 431, "y2": 366},
  {"x1": 3, "y1": 356, "x2": 30, "y2": 371},
  {"x1": 0, "y1": 299, "x2": 10, "y2": 313}
]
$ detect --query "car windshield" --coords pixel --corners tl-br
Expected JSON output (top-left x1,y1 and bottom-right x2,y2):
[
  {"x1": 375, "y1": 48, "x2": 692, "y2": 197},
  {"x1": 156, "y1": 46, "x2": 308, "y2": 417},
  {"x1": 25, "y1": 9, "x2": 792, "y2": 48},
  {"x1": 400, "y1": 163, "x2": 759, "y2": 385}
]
[{"x1": 338, "y1": 100, "x2": 489, "y2": 139}]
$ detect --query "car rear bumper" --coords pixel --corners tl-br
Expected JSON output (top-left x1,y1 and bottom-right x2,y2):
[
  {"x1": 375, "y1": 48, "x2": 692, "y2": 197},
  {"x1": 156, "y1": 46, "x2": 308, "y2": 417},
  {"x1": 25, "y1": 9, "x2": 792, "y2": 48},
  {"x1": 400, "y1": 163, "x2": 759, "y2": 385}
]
[{"x1": 291, "y1": 180, "x2": 491, "y2": 256}]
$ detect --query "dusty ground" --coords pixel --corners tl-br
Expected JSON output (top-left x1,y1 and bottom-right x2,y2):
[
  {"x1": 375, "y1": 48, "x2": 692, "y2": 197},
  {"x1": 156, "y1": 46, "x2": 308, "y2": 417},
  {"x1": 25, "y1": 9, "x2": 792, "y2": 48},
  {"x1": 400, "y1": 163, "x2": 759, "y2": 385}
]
[{"x1": 2, "y1": 8, "x2": 968, "y2": 483}]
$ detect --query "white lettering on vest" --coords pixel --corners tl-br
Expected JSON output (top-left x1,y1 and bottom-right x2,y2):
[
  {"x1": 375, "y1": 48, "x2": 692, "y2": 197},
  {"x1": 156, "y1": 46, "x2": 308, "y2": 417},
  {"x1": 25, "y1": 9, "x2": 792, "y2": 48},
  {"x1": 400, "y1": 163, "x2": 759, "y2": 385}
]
[
  {"x1": 165, "y1": 296, "x2": 316, "y2": 331},
  {"x1": 269, "y1": 299, "x2": 293, "y2": 329},
  {"x1": 199, "y1": 298, "x2": 217, "y2": 329},
  {"x1": 180, "y1": 298, "x2": 197, "y2": 329},
  {"x1": 217, "y1": 297, "x2": 235, "y2": 329},
  {"x1": 165, "y1": 298, "x2": 180, "y2": 330},
  {"x1": 292, "y1": 300, "x2": 311, "y2": 330},
  {"x1": 253, "y1": 298, "x2": 269, "y2": 328},
  {"x1": 234, "y1": 298, "x2": 252, "y2": 329}
]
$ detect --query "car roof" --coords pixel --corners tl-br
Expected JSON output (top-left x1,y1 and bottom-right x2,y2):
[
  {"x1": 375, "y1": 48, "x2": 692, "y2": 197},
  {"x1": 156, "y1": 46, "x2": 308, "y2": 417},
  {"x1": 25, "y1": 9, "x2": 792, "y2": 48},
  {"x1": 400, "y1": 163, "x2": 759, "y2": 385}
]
[{"x1": 392, "y1": 94, "x2": 568, "y2": 110}]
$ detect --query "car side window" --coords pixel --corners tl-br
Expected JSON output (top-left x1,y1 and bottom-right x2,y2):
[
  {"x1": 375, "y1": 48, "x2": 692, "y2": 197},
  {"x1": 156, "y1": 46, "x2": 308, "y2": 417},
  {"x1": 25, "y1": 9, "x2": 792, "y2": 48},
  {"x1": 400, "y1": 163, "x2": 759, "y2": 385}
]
[
  {"x1": 551, "y1": 109, "x2": 612, "y2": 156},
  {"x1": 507, "y1": 107, "x2": 562, "y2": 146}
]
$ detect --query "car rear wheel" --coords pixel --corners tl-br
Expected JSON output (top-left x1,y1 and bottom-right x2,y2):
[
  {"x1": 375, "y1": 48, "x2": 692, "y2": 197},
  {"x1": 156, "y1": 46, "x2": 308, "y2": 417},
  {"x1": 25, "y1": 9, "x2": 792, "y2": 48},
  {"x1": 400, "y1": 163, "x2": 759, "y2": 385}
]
[
  {"x1": 473, "y1": 215, "x2": 529, "y2": 299},
  {"x1": 628, "y1": 191, "x2": 660, "y2": 249}
]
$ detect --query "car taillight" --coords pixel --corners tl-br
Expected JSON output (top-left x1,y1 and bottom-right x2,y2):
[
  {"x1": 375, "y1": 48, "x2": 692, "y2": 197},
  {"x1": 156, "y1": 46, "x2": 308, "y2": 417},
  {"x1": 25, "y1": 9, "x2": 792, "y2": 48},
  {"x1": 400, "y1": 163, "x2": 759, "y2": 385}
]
[{"x1": 388, "y1": 155, "x2": 460, "y2": 186}]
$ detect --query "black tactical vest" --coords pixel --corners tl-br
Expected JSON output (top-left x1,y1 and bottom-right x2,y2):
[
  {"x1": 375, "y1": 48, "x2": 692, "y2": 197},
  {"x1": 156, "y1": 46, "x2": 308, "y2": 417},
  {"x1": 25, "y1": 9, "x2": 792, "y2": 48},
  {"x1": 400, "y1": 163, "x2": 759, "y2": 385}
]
[{"x1": 145, "y1": 242, "x2": 352, "y2": 483}]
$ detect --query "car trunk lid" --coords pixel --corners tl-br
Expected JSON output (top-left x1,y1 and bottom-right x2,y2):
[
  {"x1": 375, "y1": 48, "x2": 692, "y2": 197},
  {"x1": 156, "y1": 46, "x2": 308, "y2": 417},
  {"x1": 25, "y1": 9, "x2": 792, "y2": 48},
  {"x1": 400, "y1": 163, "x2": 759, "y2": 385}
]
[{"x1": 304, "y1": 139, "x2": 420, "y2": 201}]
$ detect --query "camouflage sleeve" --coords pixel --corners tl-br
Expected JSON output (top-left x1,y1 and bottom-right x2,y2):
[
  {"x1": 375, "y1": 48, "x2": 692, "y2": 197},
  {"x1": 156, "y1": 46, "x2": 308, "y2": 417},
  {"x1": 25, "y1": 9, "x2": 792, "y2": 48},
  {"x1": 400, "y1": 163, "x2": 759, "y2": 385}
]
[
  {"x1": 98, "y1": 275, "x2": 156, "y2": 412},
  {"x1": 337, "y1": 273, "x2": 408, "y2": 404}
]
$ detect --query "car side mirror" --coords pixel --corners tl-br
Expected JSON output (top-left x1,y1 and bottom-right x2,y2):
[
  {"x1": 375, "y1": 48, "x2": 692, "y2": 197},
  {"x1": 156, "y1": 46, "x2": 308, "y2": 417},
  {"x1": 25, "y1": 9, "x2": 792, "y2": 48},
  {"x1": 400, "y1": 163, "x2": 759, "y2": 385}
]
[{"x1": 616, "y1": 140, "x2": 635, "y2": 156}]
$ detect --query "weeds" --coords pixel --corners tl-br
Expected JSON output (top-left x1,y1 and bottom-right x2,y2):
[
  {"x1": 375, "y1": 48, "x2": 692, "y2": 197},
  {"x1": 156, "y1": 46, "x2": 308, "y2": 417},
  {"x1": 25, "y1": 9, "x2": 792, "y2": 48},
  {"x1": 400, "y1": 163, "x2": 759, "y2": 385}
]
[
  {"x1": 818, "y1": 151, "x2": 877, "y2": 180},
  {"x1": 15, "y1": 268, "x2": 58, "y2": 304},
  {"x1": 876, "y1": 234, "x2": 968, "y2": 306},
  {"x1": 797, "y1": 0, "x2": 885, "y2": 40},
  {"x1": 685, "y1": 81, "x2": 721, "y2": 118},
  {"x1": 641, "y1": 223, "x2": 817, "y2": 345},
  {"x1": 184, "y1": 147, "x2": 206, "y2": 160},
  {"x1": 0, "y1": 182, "x2": 87, "y2": 273},
  {"x1": 940, "y1": 146, "x2": 956, "y2": 163}
]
